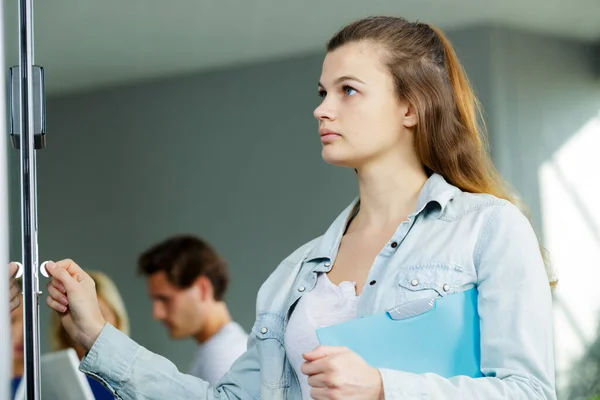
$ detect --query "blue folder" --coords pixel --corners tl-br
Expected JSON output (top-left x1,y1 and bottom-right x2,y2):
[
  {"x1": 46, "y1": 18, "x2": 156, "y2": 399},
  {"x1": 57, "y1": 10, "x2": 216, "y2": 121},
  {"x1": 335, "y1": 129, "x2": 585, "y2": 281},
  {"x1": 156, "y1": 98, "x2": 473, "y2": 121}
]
[{"x1": 316, "y1": 288, "x2": 483, "y2": 378}]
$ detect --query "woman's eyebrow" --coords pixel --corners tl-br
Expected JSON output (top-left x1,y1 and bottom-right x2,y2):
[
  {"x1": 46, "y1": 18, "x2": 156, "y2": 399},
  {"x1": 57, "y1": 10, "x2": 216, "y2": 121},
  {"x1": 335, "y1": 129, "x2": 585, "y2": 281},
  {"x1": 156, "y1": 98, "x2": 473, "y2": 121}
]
[{"x1": 318, "y1": 75, "x2": 366, "y2": 88}]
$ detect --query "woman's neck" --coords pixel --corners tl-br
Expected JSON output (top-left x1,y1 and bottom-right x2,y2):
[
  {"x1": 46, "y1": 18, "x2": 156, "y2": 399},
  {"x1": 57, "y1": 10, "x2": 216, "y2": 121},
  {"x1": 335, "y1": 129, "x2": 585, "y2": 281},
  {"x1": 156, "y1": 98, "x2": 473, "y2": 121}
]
[{"x1": 352, "y1": 160, "x2": 428, "y2": 232}]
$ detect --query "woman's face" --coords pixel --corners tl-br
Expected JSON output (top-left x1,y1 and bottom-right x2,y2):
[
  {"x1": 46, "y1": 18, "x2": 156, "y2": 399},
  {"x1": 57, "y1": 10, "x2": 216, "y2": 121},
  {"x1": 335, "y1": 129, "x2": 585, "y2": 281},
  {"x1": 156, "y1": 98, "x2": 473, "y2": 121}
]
[{"x1": 314, "y1": 41, "x2": 417, "y2": 170}]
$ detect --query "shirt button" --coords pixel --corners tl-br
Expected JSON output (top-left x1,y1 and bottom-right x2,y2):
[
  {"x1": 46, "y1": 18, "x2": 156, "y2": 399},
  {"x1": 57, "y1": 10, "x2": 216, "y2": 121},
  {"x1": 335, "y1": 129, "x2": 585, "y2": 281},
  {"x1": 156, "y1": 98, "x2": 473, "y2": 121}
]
[
  {"x1": 443, "y1": 284, "x2": 450, "y2": 292},
  {"x1": 260, "y1": 327, "x2": 268, "y2": 334},
  {"x1": 298, "y1": 286, "x2": 306, "y2": 292},
  {"x1": 369, "y1": 280, "x2": 377, "y2": 285},
  {"x1": 391, "y1": 242, "x2": 398, "y2": 248},
  {"x1": 410, "y1": 279, "x2": 419, "y2": 287}
]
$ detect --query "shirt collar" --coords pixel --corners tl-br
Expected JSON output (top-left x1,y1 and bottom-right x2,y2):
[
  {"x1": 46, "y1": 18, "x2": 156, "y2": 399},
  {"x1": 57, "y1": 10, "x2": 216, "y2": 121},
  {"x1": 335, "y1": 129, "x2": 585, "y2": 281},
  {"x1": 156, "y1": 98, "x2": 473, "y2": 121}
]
[{"x1": 305, "y1": 173, "x2": 461, "y2": 263}]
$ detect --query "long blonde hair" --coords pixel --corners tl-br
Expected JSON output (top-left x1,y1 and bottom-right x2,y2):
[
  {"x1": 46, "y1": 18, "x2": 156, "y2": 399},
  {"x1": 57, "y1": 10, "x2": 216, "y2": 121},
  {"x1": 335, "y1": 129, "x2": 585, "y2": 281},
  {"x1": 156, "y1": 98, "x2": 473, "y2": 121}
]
[{"x1": 51, "y1": 271, "x2": 130, "y2": 351}]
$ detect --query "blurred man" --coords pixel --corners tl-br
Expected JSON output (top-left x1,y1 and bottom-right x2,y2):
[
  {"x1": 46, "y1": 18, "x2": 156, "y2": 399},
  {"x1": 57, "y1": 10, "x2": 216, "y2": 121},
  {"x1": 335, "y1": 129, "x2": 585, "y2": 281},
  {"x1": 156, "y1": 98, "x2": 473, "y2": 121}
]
[{"x1": 138, "y1": 234, "x2": 248, "y2": 385}]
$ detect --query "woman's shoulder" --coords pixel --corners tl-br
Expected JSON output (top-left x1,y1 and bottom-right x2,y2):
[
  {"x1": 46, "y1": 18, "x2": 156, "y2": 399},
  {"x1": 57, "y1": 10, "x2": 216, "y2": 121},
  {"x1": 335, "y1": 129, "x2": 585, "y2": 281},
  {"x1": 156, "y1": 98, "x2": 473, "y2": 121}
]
[
  {"x1": 254, "y1": 236, "x2": 322, "y2": 311},
  {"x1": 441, "y1": 190, "x2": 528, "y2": 225},
  {"x1": 438, "y1": 191, "x2": 539, "y2": 257}
]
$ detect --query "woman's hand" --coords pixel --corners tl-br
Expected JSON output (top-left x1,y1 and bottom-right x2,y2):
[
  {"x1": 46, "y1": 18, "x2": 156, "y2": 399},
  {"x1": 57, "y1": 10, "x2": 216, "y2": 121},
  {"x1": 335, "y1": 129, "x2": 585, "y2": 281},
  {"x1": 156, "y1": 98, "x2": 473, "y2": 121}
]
[
  {"x1": 301, "y1": 346, "x2": 384, "y2": 400},
  {"x1": 45, "y1": 259, "x2": 107, "y2": 351},
  {"x1": 8, "y1": 262, "x2": 21, "y2": 312}
]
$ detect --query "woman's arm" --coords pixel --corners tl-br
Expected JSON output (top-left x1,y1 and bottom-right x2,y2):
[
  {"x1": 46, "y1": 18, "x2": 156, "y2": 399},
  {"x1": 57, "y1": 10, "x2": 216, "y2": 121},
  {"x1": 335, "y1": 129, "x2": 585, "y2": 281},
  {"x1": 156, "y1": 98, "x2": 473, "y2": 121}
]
[
  {"x1": 79, "y1": 324, "x2": 261, "y2": 400},
  {"x1": 46, "y1": 260, "x2": 262, "y2": 400},
  {"x1": 379, "y1": 202, "x2": 556, "y2": 400}
]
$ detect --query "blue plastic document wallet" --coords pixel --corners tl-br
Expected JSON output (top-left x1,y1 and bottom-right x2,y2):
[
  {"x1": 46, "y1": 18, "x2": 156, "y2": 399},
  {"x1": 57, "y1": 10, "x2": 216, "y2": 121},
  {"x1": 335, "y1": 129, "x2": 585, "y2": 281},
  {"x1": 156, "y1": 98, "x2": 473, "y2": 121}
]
[{"x1": 316, "y1": 288, "x2": 483, "y2": 378}]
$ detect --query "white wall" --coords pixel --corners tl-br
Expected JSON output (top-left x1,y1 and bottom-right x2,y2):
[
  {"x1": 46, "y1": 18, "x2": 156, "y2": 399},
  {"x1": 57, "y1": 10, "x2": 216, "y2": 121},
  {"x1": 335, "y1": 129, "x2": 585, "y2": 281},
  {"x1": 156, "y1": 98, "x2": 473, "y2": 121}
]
[{"x1": 487, "y1": 28, "x2": 600, "y2": 396}]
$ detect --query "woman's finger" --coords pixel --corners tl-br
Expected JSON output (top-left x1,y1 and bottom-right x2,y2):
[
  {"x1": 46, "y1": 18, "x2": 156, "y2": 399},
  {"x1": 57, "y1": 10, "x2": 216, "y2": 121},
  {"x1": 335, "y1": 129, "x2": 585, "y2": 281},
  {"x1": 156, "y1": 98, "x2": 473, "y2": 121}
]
[
  {"x1": 301, "y1": 357, "x2": 328, "y2": 376},
  {"x1": 307, "y1": 373, "x2": 327, "y2": 388},
  {"x1": 51, "y1": 259, "x2": 90, "y2": 284},
  {"x1": 9, "y1": 281, "x2": 20, "y2": 298},
  {"x1": 46, "y1": 295, "x2": 67, "y2": 313},
  {"x1": 45, "y1": 262, "x2": 80, "y2": 292},
  {"x1": 46, "y1": 282, "x2": 68, "y2": 306},
  {"x1": 50, "y1": 278, "x2": 66, "y2": 294},
  {"x1": 10, "y1": 296, "x2": 20, "y2": 311},
  {"x1": 8, "y1": 262, "x2": 18, "y2": 277},
  {"x1": 309, "y1": 387, "x2": 330, "y2": 400}
]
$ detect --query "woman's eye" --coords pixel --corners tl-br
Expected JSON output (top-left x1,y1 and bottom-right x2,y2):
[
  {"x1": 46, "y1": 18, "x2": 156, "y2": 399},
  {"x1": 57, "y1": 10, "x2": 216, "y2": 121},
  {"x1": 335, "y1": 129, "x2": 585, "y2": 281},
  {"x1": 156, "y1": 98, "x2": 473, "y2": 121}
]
[
  {"x1": 343, "y1": 86, "x2": 357, "y2": 96},
  {"x1": 318, "y1": 89, "x2": 326, "y2": 98}
]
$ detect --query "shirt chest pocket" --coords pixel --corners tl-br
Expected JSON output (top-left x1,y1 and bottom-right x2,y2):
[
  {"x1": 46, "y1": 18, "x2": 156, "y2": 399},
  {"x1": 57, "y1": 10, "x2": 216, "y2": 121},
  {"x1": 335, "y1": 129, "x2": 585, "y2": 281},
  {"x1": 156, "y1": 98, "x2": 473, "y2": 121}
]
[
  {"x1": 394, "y1": 263, "x2": 475, "y2": 305},
  {"x1": 251, "y1": 312, "x2": 290, "y2": 390}
]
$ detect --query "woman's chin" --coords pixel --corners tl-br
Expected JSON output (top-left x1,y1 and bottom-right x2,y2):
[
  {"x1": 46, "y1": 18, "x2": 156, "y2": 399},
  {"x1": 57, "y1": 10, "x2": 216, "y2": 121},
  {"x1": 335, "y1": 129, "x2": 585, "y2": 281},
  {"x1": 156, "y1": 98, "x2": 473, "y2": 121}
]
[{"x1": 321, "y1": 149, "x2": 357, "y2": 168}]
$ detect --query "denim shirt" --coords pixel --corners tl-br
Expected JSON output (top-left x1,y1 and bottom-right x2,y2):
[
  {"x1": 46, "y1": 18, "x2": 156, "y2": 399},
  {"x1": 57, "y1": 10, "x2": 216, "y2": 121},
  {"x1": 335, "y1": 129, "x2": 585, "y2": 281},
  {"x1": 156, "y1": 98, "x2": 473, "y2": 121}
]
[{"x1": 80, "y1": 173, "x2": 556, "y2": 399}]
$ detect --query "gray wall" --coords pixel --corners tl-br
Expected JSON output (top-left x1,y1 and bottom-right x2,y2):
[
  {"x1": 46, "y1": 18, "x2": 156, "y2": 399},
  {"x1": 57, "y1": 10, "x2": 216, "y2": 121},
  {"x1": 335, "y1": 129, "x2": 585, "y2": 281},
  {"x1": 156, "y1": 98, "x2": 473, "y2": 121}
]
[
  {"x1": 7, "y1": 26, "x2": 600, "y2": 377},
  {"x1": 8, "y1": 52, "x2": 359, "y2": 369}
]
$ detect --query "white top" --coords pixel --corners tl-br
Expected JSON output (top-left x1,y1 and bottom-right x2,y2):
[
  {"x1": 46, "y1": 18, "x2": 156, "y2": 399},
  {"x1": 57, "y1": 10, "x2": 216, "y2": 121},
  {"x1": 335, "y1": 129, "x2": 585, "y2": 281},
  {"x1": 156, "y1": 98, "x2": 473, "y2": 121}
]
[
  {"x1": 188, "y1": 321, "x2": 249, "y2": 386},
  {"x1": 284, "y1": 272, "x2": 360, "y2": 400}
]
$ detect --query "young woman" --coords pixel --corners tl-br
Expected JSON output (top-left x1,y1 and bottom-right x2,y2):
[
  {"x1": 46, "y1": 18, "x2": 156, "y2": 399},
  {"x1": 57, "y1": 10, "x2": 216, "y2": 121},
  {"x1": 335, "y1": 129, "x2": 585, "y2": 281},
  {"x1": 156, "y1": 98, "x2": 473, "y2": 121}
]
[{"x1": 44, "y1": 15, "x2": 556, "y2": 400}]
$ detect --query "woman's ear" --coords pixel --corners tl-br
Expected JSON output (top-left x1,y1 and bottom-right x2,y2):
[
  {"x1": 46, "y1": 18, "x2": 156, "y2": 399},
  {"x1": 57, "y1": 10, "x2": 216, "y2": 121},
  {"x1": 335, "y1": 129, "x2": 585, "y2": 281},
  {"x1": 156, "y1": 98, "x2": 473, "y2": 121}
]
[{"x1": 402, "y1": 102, "x2": 418, "y2": 128}]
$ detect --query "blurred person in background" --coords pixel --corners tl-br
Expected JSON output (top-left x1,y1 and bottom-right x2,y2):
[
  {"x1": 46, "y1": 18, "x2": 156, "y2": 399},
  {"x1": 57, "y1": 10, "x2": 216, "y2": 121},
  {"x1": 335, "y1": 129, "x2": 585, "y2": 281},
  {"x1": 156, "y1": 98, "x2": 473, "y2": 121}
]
[
  {"x1": 137, "y1": 234, "x2": 248, "y2": 385},
  {"x1": 10, "y1": 284, "x2": 23, "y2": 400}
]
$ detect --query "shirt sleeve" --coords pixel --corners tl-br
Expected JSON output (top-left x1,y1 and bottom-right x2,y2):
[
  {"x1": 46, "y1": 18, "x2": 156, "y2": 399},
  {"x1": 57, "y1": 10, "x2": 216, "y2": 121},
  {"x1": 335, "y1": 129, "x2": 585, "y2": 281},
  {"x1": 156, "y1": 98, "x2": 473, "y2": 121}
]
[{"x1": 80, "y1": 324, "x2": 261, "y2": 400}]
